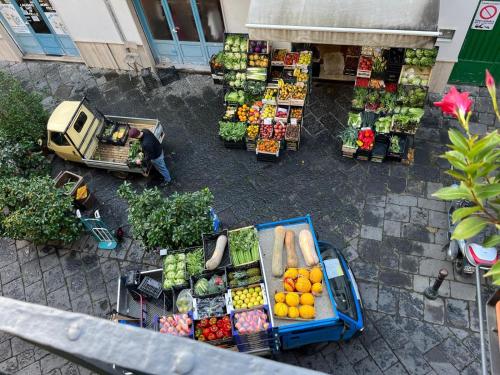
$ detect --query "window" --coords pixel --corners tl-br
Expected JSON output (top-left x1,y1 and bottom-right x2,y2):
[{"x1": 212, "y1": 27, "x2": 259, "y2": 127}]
[
  {"x1": 140, "y1": 0, "x2": 173, "y2": 40},
  {"x1": 50, "y1": 131, "x2": 69, "y2": 146},
  {"x1": 73, "y1": 112, "x2": 87, "y2": 133},
  {"x1": 196, "y1": 0, "x2": 224, "y2": 43}
]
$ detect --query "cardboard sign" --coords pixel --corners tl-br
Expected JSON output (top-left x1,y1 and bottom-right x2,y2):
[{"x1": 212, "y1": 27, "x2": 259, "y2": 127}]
[{"x1": 472, "y1": 1, "x2": 499, "y2": 30}]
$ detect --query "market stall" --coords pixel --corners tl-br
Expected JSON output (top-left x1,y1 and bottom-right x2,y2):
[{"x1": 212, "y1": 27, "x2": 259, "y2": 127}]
[
  {"x1": 216, "y1": 33, "x2": 313, "y2": 160},
  {"x1": 115, "y1": 215, "x2": 363, "y2": 354},
  {"x1": 340, "y1": 46, "x2": 438, "y2": 162}
]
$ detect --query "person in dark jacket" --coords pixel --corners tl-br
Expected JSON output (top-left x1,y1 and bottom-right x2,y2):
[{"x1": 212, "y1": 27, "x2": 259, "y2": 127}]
[{"x1": 129, "y1": 127, "x2": 171, "y2": 184}]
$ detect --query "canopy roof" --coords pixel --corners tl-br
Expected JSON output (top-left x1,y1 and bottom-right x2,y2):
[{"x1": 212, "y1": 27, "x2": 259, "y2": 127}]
[{"x1": 246, "y1": 0, "x2": 440, "y2": 48}]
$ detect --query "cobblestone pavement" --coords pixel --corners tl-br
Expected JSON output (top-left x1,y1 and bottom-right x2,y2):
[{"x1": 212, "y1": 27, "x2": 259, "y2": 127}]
[{"x1": 0, "y1": 60, "x2": 499, "y2": 375}]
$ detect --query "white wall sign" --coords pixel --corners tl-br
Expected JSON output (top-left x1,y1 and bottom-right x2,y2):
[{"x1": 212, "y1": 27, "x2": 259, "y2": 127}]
[
  {"x1": 0, "y1": 4, "x2": 30, "y2": 34},
  {"x1": 471, "y1": 1, "x2": 499, "y2": 30},
  {"x1": 44, "y1": 12, "x2": 67, "y2": 35}
]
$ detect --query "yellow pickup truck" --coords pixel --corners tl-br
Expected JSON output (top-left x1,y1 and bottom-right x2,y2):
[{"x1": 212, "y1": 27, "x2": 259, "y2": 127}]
[{"x1": 47, "y1": 98, "x2": 164, "y2": 176}]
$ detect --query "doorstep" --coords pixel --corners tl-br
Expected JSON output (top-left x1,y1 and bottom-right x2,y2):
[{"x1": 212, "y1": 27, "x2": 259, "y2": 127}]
[{"x1": 23, "y1": 54, "x2": 84, "y2": 64}]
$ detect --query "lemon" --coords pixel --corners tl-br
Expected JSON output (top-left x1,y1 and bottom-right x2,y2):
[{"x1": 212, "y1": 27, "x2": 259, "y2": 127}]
[
  {"x1": 234, "y1": 295, "x2": 239, "y2": 302},
  {"x1": 275, "y1": 292, "x2": 286, "y2": 303}
]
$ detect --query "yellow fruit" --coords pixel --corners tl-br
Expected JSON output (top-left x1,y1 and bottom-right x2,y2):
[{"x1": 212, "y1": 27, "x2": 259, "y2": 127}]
[
  {"x1": 285, "y1": 292, "x2": 300, "y2": 307},
  {"x1": 300, "y1": 293, "x2": 315, "y2": 306},
  {"x1": 288, "y1": 306, "x2": 300, "y2": 319},
  {"x1": 275, "y1": 292, "x2": 286, "y2": 303},
  {"x1": 298, "y1": 269, "x2": 310, "y2": 279},
  {"x1": 284, "y1": 278, "x2": 295, "y2": 292},
  {"x1": 295, "y1": 277, "x2": 311, "y2": 293},
  {"x1": 275, "y1": 302, "x2": 288, "y2": 317},
  {"x1": 309, "y1": 267, "x2": 323, "y2": 283},
  {"x1": 284, "y1": 268, "x2": 298, "y2": 279},
  {"x1": 312, "y1": 282, "x2": 323, "y2": 295},
  {"x1": 299, "y1": 305, "x2": 315, "y2": 319}
]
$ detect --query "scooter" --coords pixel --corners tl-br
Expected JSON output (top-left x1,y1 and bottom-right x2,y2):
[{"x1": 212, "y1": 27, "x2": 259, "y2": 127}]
[{"x1": 446, "y1": 192, "x2": 498, "y2": 275}]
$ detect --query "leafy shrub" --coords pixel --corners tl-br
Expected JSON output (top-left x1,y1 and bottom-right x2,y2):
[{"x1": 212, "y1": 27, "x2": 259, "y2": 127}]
[
  {"x1": 0, "y1": 71, "x2": 48, "y2": 143},
  {"x1": 0, "y1": 176, "x2": 81, "y2": 244},
  {"x1": 118, "y1": 182, "x2": 214, "y2": 250},
  {"x1": 0, "y1": 137, "x2": 50, "y2": 178}
]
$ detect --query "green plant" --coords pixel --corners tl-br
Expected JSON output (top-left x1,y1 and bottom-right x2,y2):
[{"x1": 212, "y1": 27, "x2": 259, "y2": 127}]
[
  {"x1": 432, "y1": 70, "x2": 500, "y2": 285},
  {"x1": 372, "y1": 56, "x2": 387, "y2": 73},
  {"x1": 389, "y1": 136, "x2": 401, "y2": 153},
  {"x1": 0, "y1": 176, "x2": 81, "y2": 244},
  {"x1": 118, "y1": 182, "x2": 214, "y2": 251},
  {"x1": 0, "y1": 71, "x2": 48, "y2": 143},
  {"x1": 219, "y1": 121, "x2": 246, "y2": 142},
  {"x1": 339, "y1": 127, "x2": 358, "y2": 148},
  {"x1": 0, "y1": 137, "x2": 50, "y2": 178},
  {"x1": 352, "y1": 88, "x2": 368, "y2": 109}
]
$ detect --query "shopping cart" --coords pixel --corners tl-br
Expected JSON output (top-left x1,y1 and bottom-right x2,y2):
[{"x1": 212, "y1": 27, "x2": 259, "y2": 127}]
[{"x1": 76, "y1": 209, "x2": 117, "y2": 250}]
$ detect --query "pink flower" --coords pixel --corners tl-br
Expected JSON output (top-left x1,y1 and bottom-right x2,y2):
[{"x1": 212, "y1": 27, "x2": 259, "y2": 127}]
[
  {"x1": 434, "y1": 86, "x2": 473, "y2": 119},
  {"x1": 485, "y1": 69, "x2": 495, "y2": 90}
]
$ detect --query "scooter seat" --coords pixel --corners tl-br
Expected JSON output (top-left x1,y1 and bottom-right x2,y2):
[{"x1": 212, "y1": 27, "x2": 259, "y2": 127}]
[{"x1": 465, "y1": 243, "x2": 498, "y2": 267}]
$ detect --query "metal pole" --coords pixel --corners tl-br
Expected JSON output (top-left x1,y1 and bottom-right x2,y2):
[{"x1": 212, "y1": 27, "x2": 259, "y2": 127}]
[
  {"x1": 475, "y1": 266, "x2": 488, "y2": 375},
  {"x1": 424, "y1": 269, "x2": 448, "y2": 300}
]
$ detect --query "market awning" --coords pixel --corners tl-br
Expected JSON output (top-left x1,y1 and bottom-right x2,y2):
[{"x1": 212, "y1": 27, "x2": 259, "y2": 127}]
[{"x1": 246, "y1": 0, "x2": 440, "y2": 48}]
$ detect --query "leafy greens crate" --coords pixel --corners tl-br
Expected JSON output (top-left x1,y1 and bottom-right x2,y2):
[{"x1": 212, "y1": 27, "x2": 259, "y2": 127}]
[
  {"x1": 228, "y1": 226, "x2": 261, "y2": 267},
  {"x1": 191, "y1": 269, "x2": 228, "y2": 299},
  {"x1": 202, "y1": 229, "x2": 231, "y2": 271},
  {"x1": 162, "y1": 249, "x2": 189, "y2": 291},
  {"x1": 226, "y1": 260, "x2": 264, "y2": 289}
]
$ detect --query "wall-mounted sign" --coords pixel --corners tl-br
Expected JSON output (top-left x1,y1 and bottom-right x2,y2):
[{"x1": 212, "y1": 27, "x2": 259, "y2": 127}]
[
  {"x1": 471, "y1": 1, "x2": 499, "y2": 30},
  {"x1": 0, "y1": 3, "x2": 29, "y2": 33},
  {"x1": 44, "y1": 11, "x2": 67, "y2": 35}
]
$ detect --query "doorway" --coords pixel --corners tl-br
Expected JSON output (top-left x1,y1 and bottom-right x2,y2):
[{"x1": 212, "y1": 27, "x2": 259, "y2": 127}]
[
  {"x1": 133, "y1": 0, "x2": 224, "y2": 66},
  {"x1": 0, "y1": 0, "x2": 78, "y2": 56}
]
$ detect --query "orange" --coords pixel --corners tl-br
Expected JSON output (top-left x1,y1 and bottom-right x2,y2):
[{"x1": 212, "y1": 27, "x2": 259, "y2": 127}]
[
  {"x1": 283, "y1": 278, "x2": 295, "y2": 292},
  {"x1": 309, "y1": 267, "x2": 323, "y2": 284},
  {"x1": 299, "y1": 305, "x2": 315, "y2": 319},
  {"x1": 274, "y1": 302, "x2": 288, "y2": 317},
  {"x1": 275, "y1": 292, "x2": 285, "y2": 303},
  {"x1": 284, "y1": 268, "x2": 298, "y2": 279},
  {"x1": 285, "y1": 292, "x2": 300, "y2": 307},
  {"x1": 295, "y1": 277, "x2": 311, "y2": 293},
  {"x1": 288, "y1": 306, "x2": 300, "y2": 319},
  {"x1": 300, "y1": 293, "x2": 315, "y2": 306},
  {"x1": 311, "y1": 282, "x2": 323, "y2": 295},
  {"x1": 298, "y1": 268, "x2": 310, "y2": 279}
]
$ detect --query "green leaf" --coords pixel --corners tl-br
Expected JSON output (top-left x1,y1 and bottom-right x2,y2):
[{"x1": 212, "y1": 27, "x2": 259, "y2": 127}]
[
  {"x1": 448, "y1": 128, "x2": 469, "y2": 153},
  {"x1": 474, "y1": 183, "x2": 500, "y2": 199},
  {"x1": 442, "y1": 154, "x2": 467, "y2": 171},
  {"x1": 484, "y1": 261, "x2": 500, "y2": 286},
  {"x1": 446, "y1": 170, "x2": 467, "y2": 181},
  {"x1": 483, "y1": 234, "x2": 500, "y2": 247},
  {"x1": 451, "y1": 216, "x2": 488, "y2": 240},
  {"x1": 432, "y1": 185, "x2": 471, "y2": 201},
  {"x1": 468, "y1": 132, "x2": 497, "y2": 159},
  {"x1": 451, "y1": 205, "x2": 481, "y2": 223}
]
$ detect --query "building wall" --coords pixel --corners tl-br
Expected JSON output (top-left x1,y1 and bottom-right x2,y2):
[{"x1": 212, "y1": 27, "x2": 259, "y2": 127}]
[
  {"x1": 0, "y1": 24, "x2": 22, "y2": 62},
  {"x1": 51, "y1": 0, "x2": 153, "y2": 70}
]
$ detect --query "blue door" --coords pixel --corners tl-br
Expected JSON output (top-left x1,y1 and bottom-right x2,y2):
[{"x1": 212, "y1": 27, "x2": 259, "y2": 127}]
[
  {"x1": 0, "y1": 0, "x2": 78, "y2": 56},
  {"x1": 134, "y1": 0, "x2": 223, "y2": 66}
]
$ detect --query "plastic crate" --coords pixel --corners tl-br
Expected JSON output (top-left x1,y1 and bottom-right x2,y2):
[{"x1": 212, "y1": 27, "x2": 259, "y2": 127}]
[
  {"x1": 226, "y1": 260, "x2": 263, "y2": 289},
  {"x1": 230, "y1": 305, "x2": 273, "y2": 353},
  {"x1": 158, "y1": 311, "x2": 194, "y2": 338},
  {"x1": 223, "y1": 139, "x2": 246, "y2": 149},
  {"x1": 191, "y1": 269, "x2": 227, "y2": 299},
  {"x1": 98, "y1": 122, "x2": 130, "y2": 146},
  {"x1": 162, "y1": 249, "x2": 189, "y2": 291},
  {"x1": 54, "y1": 171, "x2": 84, "y2": 197},
  {"x1": 138, "y1": 276, "x2": 163, "y2": 299},
  {"x1": 202, "y1": 230, "x2": 231, "y2": 270}
]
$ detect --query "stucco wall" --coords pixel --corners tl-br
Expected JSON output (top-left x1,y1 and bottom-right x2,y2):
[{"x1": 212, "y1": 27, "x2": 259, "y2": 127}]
[{"x1": 436, "y1": 0, "x2": 479, "y2": 62}]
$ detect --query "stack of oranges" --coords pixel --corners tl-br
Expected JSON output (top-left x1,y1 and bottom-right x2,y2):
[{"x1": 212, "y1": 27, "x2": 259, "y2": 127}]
[
  {"x1": 248, "y1": 107, "x2": 260, "y2": 124},
  {"x1": 283, "y1": 267, "x2": 323, "y2": 295},
  {"x1": 237, "y1": 104, "x2": 249, "y2": 122}
]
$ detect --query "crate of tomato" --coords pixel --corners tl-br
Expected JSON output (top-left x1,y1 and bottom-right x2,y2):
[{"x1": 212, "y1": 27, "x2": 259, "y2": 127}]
[
  {"x1": 356, "y1": 56, "x2": 372, "y2": 78},
  {"x1": 194, "y1": 315, "x2": 233, "y2": 345}
]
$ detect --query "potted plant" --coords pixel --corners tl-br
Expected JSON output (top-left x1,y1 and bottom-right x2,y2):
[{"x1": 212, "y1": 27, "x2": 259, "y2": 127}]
[
  {"x1": 218, "y1": 121, "x2": 247, "y2": 149},
  {"x1": 339, "y1": 127, "x2": 358, "y2": 157}
]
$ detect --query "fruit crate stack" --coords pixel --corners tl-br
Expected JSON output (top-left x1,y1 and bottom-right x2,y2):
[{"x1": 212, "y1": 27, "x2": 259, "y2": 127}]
[{"x1": 342, "y1": 46, "x2": 438, "y2": 164}]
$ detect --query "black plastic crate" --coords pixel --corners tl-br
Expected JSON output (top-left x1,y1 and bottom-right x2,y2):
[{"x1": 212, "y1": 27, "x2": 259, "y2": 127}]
[
  {"x1": 356, "y1": 148, "x2": 372, "y2": 161},
  {"x1": 386, "y1": 135, "x2": 408, "y2": 161},
  {"x1": 223, "y1": 139, "x2": 246, "y2": 149},
  {"x1": 202, "y1": 230, "x2": 231, "y2": 271},
  {"x1": 226, "y1": 260, "x2": 263, "y2": 289},
  {"x1": 138, "y1": 276, "x2": 163, "y2": 299}
]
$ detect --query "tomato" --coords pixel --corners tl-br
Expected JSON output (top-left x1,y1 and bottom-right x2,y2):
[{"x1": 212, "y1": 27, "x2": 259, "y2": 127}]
[
  {"x1": 209, "y1": 317, "x2": 217, "y2": 326},
  {"x1": 207, "y1": 333, "x2": 216, "y2": 341},
  {"x1": 203, "y1": 328, "x2": 211, "y2": 338},
  {"x1": 199, "y1": 319, "x2": 208, "y2": 328},
  {"x1": 216, "y1": 330, "x2": 224, "y2": 339}
]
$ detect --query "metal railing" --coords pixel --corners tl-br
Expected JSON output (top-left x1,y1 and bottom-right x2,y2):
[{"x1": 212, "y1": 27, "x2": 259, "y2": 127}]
[{"x1": 0, "y1": 297, "x2": 321, "y2": 375}]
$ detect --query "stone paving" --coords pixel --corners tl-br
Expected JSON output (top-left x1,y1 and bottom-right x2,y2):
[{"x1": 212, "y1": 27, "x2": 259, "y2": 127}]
[{"x1": 0, "y1": 60, "x2": 499, "y2": 375}]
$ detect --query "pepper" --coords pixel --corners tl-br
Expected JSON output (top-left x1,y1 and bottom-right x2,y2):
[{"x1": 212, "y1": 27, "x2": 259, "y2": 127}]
[
  {"x1": 199, "y1": 319, "x2": 209, "y2": 328},
  {"x1": 216, "y1": 330, "x2": 224, "y2": 339},
  {"x1": 216, "y1": 319, "x2": 224, "y2": 328},
  {"x1": 210, "y1": 325, "x2": 218, "y2": 333},
  {"x1": 209, "y1": 317, "x2": 217, "y2": 326},
  {"x1": 207, "y1": 333, "x2": 216, "y2": 341},
  {"x1": 203, "y1": 328, "x2": 211, "y2": 338}
]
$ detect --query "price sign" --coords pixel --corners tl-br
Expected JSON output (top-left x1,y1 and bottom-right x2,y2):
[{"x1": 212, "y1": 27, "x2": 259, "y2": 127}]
[
  {"x1": 290, "y1": 118, "x2": 298, "y2": 125},
  {"x1": 263, "y1": 118, "x2": 272, "y2": 125}
]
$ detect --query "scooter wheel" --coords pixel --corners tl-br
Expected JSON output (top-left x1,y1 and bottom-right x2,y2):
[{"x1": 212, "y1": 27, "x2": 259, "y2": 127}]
[{"x1": 453, "y1": 258, "x2": 463, "y2": 275}]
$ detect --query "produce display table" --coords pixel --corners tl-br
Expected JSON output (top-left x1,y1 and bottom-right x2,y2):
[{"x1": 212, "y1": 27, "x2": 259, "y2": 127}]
[{"x1": 115, "y1": 215, "x2": 364, "y2": 353}]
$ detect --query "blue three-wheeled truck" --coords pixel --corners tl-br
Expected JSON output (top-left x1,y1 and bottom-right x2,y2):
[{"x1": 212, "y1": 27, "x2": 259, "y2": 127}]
[{"x1": 116, "y1": 215, "x2": 364, "y2": 354}]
